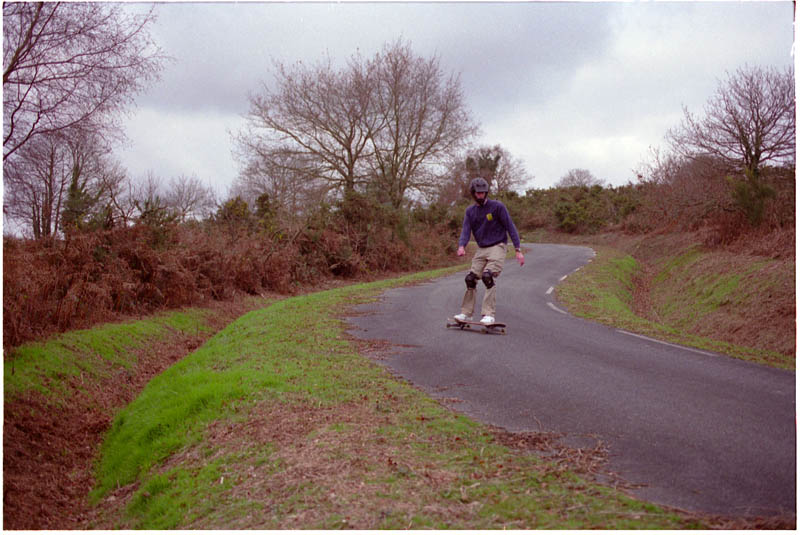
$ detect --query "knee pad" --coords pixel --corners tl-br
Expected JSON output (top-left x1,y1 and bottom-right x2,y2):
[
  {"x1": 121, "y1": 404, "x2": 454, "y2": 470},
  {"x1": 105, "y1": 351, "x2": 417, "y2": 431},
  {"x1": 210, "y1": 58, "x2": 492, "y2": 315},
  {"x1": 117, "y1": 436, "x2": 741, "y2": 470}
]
[
  {"x1": 465, "y1": 271, "x2": 479, "y2": 289},
  {"x1": 482, "y1": 271, "x2": 495, "y2": 289}
]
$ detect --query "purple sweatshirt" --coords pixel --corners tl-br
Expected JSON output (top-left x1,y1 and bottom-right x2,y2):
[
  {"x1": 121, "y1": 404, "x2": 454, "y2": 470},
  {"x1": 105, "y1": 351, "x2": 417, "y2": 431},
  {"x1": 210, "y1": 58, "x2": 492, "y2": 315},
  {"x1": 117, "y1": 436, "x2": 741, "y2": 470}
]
[{"x1": 458, "y1": 198, "x2": 521, "y2": 250}]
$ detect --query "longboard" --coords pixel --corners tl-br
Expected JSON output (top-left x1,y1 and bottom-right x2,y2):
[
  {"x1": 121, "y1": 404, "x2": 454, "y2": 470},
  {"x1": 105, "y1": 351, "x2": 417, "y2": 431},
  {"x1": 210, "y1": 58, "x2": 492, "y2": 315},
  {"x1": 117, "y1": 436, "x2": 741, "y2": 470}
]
[{"x1": 446, "y1": 317, "x2": 507, "y2": 335}]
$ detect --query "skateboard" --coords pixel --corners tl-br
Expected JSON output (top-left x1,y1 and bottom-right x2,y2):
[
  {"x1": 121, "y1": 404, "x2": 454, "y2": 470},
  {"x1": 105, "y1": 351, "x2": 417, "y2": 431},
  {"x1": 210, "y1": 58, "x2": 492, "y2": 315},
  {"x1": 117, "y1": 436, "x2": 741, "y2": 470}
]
[{"x1": 446, "y1": 317, "x2": 507, "y2": 335}]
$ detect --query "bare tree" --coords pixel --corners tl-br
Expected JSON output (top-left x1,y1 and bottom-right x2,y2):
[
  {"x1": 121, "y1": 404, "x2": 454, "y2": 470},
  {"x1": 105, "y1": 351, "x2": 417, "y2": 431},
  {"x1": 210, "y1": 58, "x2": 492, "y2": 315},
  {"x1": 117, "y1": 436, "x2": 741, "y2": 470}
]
[
  {"x1": 134, "y1": 171, "x2": 165, "y2": 207},
  {"x1": 494, "y1": 151, "x2": 532, "y2": 194},
  {"x1": 60, "y1": 130, "x2": 119, "y2": 233},
  {"x1": 3, "y1": 127, "x2": 123, "y2": 237},
  {"x1": 666, "y1": 64, "x2": 794, "y2": 225},
  {"x1": 231, "y1": 148, "x2": 329, "y2": 222},
  {"x1": 237, "y1": 54, "x2": 376, "y2": 195},
  {"x1": 667, "y1": 64, "x2": 795, "y2": 178},
  {"x1": 3, "y1": 2, "x2": 164, "y2": 161},
  {"x1": 435, "y1": 144, "x2": 532, "y2": 204},
  {"x1": 3, "y1": 131, "x2": 70, "y2": 238},
  {"x1": 636, "y1": 149, "x2": 733, "y2": 229},
  {"x1": 557, "y1": 168, "x2": 605, "y2": 188},
  {"x1": 464, "y1": 144, "x2": 531, "y2": 193},
  {"x1": 236, "y1": 40, "x2": 478, "y2": 209},
  {"x1": 367, "y1": 40, "x2": 478, "y2": 208},
  {"x1": 99, "y1": 162, "x2": 137, "y2": 227},
  {"x1": 123, "y1": 170, "x2": 181, "y2": 229},
  {"x1": 163, "y1": 174, "x2": 215, "y2": 222}
]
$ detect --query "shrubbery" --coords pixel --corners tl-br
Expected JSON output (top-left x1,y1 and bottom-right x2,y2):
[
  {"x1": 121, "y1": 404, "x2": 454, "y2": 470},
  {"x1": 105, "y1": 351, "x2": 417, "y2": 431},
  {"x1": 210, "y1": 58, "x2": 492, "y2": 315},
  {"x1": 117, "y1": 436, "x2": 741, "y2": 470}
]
[
  {"x1": 3, "y1": 194, "x2": 458, "y2": 348},
  {"x1": 496, "y1": 185, "x2": 642, "y2": 235},
  {"x1": 499, "y1": 164, "x2": 794, "y2": 245}
]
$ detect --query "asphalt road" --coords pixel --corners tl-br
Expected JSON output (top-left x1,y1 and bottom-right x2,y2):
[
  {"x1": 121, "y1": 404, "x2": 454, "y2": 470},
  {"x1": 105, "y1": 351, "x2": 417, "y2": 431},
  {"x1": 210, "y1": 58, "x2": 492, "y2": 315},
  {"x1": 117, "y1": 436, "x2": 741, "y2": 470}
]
[{"x1": 347, "y1": 243, "x2": 796, "y2": 517}]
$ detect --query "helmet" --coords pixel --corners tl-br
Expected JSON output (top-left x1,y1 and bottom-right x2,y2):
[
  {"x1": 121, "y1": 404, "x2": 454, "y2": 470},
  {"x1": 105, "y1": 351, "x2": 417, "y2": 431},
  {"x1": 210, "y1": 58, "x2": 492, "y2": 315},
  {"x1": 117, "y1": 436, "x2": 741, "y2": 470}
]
[{"x1": 469, "y1": 177, "x2": 489, "y2": 204}]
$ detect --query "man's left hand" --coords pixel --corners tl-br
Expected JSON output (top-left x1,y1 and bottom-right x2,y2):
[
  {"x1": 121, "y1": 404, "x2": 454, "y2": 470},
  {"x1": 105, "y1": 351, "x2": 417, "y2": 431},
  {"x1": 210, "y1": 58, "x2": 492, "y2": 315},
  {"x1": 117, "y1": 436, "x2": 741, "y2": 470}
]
[{"x1": 516, "y1": 251, "x2": 525, "y2": 266}]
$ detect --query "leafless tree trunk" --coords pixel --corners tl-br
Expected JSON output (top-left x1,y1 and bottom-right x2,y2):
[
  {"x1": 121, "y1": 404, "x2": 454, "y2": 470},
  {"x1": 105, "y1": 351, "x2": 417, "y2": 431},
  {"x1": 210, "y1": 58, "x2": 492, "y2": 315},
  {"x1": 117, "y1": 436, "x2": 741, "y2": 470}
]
[
  {"x1": 3, "y1": 2, "x2": 164, "y2": 237},
  {"x1": 665, "y1": 64, "x2": 794, "y2": 225},
  {"x1": 93, "y1": 160, "x2": 131, "y2": 227},
  {"x1": 3, "y1": 2, "x2": 164, "y2": 161},
  {"x1": 435, "y1": 144, "x2": 532, "y2": 205}
]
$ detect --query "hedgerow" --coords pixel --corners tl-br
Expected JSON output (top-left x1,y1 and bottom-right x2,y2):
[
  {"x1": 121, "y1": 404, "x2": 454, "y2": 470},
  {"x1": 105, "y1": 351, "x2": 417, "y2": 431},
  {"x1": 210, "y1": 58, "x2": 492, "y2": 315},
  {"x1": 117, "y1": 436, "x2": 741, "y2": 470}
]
[{"x1": 3, "y1": 194, "x2": 457, "y2": 348}]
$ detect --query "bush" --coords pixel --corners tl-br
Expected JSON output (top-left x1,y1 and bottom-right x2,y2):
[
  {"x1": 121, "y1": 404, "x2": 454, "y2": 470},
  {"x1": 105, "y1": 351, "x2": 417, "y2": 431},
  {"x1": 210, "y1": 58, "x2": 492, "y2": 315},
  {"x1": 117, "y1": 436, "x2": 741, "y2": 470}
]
[{"x1": 3, "y1": 194, "x2": 461, "y2": 349}]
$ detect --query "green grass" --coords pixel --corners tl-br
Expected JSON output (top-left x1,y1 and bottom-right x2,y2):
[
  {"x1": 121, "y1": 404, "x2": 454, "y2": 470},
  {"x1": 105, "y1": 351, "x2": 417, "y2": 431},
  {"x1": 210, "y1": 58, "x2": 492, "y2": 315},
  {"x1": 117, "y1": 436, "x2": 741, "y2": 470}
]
[
  {"x1": 85, "y1": 265, "x2": 699, "y2": 529},
  {"x1": 4, "y1": 308, "x2": 214, "y2": 401},
  {"x1": 556, "y1": 246, "x2": 792, "y2": 369},
  {"x1": 653, "y1": 246, "x2": 704, "y2": 284},
  {"x1": 557, "y1": 250, "x2": 648, "y2": 330},
  {"x1": 653, "y1": 254, "x2": 772, "y2": 330},
  {"x1": 89, "y1": 269, "x2": 454, "y2": 501},
  {"x1": 91, "y1": 294, "x2": 358, "y2": 499}
]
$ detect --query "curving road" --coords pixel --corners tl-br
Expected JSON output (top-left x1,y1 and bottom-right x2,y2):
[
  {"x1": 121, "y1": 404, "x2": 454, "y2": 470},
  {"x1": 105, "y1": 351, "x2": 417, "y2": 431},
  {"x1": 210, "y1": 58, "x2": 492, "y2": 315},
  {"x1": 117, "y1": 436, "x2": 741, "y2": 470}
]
[{"x1": 347, "y1": 243, "x2": 796, "y2": 517}]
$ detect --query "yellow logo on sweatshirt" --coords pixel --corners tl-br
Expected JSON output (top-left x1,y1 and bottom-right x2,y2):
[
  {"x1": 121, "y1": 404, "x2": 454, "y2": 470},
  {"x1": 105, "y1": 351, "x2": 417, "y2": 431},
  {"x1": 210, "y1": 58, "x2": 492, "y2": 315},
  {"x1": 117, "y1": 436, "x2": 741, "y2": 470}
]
[{"x1": 486, "y1": 213, "x2": 493, "y2": 222}]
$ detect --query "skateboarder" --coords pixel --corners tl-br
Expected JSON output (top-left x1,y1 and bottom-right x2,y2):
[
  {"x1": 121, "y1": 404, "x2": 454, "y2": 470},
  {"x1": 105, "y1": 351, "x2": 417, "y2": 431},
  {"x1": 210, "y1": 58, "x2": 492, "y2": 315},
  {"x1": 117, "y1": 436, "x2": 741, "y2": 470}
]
[{"x1": 454, "y1": 177, "x2": 524, "y2": 325}]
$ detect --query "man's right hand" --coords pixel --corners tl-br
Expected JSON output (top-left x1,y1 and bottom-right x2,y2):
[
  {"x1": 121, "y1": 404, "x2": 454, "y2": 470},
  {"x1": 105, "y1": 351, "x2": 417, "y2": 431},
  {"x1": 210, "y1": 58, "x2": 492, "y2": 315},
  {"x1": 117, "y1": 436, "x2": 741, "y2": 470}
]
[{"x1": 457, "y1": 246, "x2": 466, "y2": 257}]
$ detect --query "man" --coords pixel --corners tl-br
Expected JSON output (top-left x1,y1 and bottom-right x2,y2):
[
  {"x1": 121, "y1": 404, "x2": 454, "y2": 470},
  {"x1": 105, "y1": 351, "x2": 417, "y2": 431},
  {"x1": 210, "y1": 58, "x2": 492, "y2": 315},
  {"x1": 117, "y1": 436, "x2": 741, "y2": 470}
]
[{"x1": 454, "y1": 177, "x2": 524, "y2": 325}]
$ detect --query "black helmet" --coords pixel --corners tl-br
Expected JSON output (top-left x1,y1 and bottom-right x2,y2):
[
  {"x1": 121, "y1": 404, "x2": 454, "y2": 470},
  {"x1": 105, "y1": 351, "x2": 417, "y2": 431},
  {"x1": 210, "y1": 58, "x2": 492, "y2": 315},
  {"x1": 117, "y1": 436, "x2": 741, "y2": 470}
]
[{"x1": 469, "y1": 177, "x2": 489, "y2": 203}]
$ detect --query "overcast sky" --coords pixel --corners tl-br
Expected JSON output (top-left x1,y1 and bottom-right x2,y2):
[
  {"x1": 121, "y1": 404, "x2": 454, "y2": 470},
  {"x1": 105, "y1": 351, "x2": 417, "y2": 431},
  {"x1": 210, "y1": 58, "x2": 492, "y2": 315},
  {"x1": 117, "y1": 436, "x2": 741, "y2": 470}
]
[{"x1": 118, "y1": 1, "x2": 795, "y2": 197}]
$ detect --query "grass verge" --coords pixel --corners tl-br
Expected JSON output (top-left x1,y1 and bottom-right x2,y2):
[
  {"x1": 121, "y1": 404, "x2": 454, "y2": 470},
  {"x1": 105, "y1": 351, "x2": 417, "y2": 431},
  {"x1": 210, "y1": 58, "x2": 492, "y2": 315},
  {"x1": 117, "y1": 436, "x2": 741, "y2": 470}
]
[
  {"x1": 555, "y1": 246, "x2": 793, "y2": 369},
  {"x1": 87, "y1": 266, "x2": 700, "y2": 529},
  {"x1": 4, "y1": 308, "x2": 215, "y2": 401}
]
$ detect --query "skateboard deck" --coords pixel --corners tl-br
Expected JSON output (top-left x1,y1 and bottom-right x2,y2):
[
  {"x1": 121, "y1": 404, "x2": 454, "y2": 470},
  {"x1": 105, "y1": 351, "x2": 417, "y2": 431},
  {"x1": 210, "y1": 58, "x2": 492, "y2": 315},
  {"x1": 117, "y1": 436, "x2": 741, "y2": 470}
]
[{"x1": 446, "y1": 317, "x2": 507, "y2": 334}]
